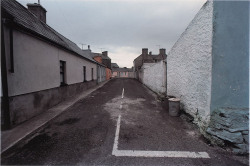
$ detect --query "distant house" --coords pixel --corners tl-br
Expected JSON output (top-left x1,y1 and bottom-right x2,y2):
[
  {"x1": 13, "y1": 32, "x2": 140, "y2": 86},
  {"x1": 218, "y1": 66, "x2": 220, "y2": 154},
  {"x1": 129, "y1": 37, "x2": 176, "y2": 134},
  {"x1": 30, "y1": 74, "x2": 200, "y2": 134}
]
[
  {"x1": 133, "y1": 48, "x2": 167, "y2": 94},
  {"x1": 134, "y1": 48, "x2": 167, "y2": 75},
  {"x1": 149, "y1": 49, "x2": 167, "y2": 63},
  {"x1": 111, "y1": 63, "x2": 119, "y2": 77},
  {"x1": 112, "y1": 67, "x2": 134, "y2": 78},
  {"x1": 91, "y1": 51, "x2": 112, "y2": 81},
  {"x1": 1, "y1": 0, "x2": 106, "y2": 128},
  {"x1": 111, "y1": 63, "x2": 119, "y2": 68}
]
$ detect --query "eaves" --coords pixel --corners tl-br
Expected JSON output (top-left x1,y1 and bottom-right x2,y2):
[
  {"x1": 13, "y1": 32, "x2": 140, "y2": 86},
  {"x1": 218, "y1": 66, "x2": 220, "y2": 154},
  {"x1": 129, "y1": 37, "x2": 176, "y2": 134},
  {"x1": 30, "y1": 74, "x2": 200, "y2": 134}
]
[{"x1": 9, "y1": 21, "x2": 100, "y2": 65}]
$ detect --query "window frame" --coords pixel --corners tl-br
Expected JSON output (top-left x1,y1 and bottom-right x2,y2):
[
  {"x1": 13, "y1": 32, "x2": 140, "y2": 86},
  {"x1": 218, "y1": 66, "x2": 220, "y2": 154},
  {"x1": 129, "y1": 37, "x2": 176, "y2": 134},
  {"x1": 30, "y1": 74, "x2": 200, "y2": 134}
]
[
  {"x1": 91, "y1": 68, "x2": 94, "y2": 81},
  {"x1": 83, "y1": 66, "x2": 86, "y2": 82},
  {"x1": 60, "y1": 60, "x2": 66, "y2": 86}
]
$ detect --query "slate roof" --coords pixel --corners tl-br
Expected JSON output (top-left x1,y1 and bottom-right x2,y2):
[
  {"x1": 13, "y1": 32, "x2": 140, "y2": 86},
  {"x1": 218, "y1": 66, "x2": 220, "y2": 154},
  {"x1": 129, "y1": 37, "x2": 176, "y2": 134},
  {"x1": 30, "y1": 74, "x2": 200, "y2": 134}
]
[
  {"x1": 1, "y1": 0, "x2": 99, "y2": 64},
  {"x1": 91, "y1": 53, "x2": 102, "y2": 58},
  {"x1": 102, "y1": 55, "x2": 111, "y2": 60},
  {"x1": 91, "y1": 52, "x2": 111, "y2": 60},
  {"x1": 153, "y1": 54, "x2": 167, "y2": 60},
  {"x1": 111, "y1": 63, "x2": 119, "y2": 68},
  {"x1": 112, "y1": 67, "x2": 133, "y2": 72}
]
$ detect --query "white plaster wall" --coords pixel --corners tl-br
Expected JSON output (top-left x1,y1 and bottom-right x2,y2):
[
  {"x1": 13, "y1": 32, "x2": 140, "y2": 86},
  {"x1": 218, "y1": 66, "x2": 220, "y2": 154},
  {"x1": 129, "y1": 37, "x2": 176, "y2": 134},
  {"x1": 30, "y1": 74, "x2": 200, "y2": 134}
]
[
  {"x1": 7, "y1": 30, "x2": 97, "y2": 96},
  {"x1": 167, "y1": 1, "x2": 213, "y2": 126},
  {"x1": 142, "y1": 61, "x2": 166, "y2": 94},
  {"x1": 97, "y1": 65, "x2": 106, "y2": 83},
  {"x1": 58, "y1": 49, "x2": 97, "y2": 84}
]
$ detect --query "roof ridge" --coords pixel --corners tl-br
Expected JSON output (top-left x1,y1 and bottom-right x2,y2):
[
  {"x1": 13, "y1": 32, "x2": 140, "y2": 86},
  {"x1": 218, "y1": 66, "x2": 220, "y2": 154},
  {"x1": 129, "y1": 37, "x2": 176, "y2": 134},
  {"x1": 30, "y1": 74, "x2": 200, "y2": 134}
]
[{"x1": 1, "y1": 0, "x2": 97, "y2": 63}]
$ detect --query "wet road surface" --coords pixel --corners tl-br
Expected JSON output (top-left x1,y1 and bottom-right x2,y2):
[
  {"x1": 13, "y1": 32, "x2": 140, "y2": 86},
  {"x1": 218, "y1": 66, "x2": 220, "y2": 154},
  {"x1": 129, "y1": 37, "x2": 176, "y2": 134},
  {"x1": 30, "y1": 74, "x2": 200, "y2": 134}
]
[{"x1": 1, "y1": 78, "x2": 248, "y2": 165}]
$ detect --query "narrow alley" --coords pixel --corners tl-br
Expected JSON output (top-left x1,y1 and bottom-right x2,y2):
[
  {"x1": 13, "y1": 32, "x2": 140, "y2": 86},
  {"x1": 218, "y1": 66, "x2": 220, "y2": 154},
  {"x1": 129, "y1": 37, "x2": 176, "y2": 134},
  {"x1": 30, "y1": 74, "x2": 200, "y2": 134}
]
[{"x1": 1, "y1": 79, "x2": 247, "y2": 166}]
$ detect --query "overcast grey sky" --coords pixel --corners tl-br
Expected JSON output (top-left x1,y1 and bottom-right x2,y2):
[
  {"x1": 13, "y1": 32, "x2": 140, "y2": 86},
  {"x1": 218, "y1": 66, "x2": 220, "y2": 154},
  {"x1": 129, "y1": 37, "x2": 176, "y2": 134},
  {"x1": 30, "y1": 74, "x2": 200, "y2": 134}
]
[{"x1": 18, "y1": 0, "x2": 206, "y2": 67}]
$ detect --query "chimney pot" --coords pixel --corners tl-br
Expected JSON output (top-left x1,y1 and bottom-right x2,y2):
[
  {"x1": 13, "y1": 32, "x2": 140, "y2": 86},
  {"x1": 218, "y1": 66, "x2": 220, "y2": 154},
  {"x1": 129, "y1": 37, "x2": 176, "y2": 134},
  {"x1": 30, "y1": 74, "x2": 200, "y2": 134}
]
[
  {"x1": 159, "y1": 48, "x2": 166, "y2": 55},
  {"x1": 88, "y1": 45, "x2": 90, "y2": 50},
  {"x1": 142, "y1": 48, "x2": 148, "y2": 55},
  {"x1": 27, "y1": 3, "x2": 47, "y2": 23},
  {"x1": 102, "y1": 51, "x2": 108, "y2": 57}
]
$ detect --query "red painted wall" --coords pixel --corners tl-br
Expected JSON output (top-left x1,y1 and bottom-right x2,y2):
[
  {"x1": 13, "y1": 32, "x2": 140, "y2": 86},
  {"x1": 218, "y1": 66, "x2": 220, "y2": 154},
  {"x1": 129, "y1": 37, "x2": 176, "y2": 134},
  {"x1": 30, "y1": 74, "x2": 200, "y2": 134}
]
[{"x1": 106, "y1": 68, "x2": 112, "y2": 80}]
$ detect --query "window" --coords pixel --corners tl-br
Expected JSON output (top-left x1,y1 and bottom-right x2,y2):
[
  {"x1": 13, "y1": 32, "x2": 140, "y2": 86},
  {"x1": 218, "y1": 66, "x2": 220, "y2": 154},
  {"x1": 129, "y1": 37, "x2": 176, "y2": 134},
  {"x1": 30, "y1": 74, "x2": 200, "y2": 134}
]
[
  {"x1": 83, "y1": 66, "x2": 86, "y2": 82},
  {"x1": 91, "y1": 68, "x2": 94, "y2": 80},
  {"x1": 60, "y1": 61, "x2": 66, "y2": 86}
]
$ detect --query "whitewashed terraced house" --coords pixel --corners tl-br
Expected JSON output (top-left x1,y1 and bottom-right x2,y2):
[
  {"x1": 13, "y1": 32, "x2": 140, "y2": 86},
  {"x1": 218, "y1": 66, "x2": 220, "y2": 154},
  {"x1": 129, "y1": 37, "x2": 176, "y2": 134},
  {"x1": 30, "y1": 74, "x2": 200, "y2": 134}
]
[{"x1": 1, "y1": 0, "x2": 106, "y2": 128}]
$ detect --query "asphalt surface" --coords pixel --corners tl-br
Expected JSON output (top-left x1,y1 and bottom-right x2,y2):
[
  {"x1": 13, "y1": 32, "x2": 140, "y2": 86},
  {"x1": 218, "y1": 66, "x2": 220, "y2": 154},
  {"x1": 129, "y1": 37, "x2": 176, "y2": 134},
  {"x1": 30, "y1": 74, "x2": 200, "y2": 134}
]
[{"x1": 1, "y1": 78, "x2": 248, "y2": 165}]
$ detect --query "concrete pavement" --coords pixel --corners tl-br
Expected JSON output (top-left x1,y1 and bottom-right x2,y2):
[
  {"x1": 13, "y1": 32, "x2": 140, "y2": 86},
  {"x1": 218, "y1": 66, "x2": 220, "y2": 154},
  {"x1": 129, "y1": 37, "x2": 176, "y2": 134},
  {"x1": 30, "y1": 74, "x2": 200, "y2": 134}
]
[{"x1": 1, "y1": 78, "x2": 248, "y2": 165}]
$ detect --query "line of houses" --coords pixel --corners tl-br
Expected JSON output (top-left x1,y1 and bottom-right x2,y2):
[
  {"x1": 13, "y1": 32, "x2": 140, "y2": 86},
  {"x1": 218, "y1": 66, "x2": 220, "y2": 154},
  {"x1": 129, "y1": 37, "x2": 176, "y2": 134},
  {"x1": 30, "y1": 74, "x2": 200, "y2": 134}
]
[
  {"x1": 111, "y1": 63, "x2": 134, "y2": 78},
  {"x1": 0, "y1": 0, "x2": 117, "y2": 128}
]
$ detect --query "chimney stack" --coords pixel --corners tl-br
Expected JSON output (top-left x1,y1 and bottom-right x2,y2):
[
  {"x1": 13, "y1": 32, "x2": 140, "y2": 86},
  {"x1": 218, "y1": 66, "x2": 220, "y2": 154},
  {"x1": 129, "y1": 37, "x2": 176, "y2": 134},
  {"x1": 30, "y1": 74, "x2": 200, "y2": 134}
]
[
  {"x1": 102, "y1": 51, "x2": 108, "y2": 57},
  {"x1": 149, "y1": 51, "x2": 152, "y2": 55},
  {"x1": 142, "y1": 48, "x2": 148, "y2": 55},
  {"x1": 159, "y1": 48, "x2": 166, "y2": 55},
  {"x1": 27, "y1": 3, "x2": 47, "y2": 23}
]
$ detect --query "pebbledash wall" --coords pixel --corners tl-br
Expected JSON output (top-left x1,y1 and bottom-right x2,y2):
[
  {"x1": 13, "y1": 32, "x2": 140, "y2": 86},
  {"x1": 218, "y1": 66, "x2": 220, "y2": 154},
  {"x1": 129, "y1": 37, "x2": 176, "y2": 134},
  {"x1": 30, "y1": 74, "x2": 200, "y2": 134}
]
[
  {"x1": 167, "y1": 1, "x2": 249, "y2": 154},
  {"x1": 142, "y1": 61, "x2": 166, "y2": 95},
  {"x1": 4, "y1": 29, "x2": 100, "y2": 126},
  {"x1": 167, "y1": 1, "x2": 213, "y2": 126}
]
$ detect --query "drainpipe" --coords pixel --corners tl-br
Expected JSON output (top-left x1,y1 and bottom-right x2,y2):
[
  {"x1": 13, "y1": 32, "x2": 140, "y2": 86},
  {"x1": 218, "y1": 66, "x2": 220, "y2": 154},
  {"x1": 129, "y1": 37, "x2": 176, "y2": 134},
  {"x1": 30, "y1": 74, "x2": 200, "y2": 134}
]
[{"x1": 1, "y1": 20, "x2": 11, "y2": 129}]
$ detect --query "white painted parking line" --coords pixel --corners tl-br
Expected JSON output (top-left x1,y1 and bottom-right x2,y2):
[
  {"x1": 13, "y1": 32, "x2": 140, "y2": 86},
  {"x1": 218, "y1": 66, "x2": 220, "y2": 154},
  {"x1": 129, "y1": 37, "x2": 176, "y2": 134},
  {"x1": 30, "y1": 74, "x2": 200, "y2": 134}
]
[
  {"x1": 112, "y1": 115, "x2": 121, "y2": 153},
  {"x1": 113, "y1": 150, "x2": 210, "y2": 158},
  {"x1": 112, "y1": 115, "x2": 210, "y2": 158},
  {"x1": 122, "y1": 88, "x2": 124, "y2": 99}
]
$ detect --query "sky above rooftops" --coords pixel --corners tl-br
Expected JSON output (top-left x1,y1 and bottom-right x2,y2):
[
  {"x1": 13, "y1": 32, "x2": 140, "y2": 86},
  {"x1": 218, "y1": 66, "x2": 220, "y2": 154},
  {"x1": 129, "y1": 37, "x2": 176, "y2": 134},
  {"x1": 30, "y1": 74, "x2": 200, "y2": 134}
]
[{"x1": 17, "y1": 0, "x2": 206, "y2": 67}]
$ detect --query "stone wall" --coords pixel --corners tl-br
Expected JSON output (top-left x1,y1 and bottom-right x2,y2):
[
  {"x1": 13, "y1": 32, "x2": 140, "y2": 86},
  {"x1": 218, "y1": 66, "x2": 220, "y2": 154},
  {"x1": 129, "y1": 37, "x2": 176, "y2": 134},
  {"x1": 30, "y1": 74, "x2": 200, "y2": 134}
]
[
  {"x1": 207, "y1": 1, "x2": 249, "y2": 154},
  {"x1": 207, "y1": 108, "x2": 249, "y2": 154},
  {"x1": 142, "y1": 61, "x2": 166, "y2": 95}
]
